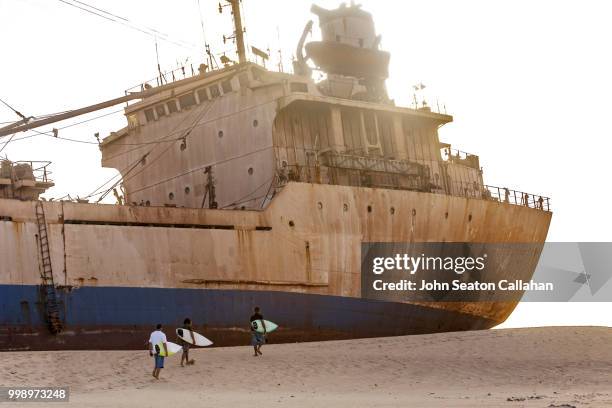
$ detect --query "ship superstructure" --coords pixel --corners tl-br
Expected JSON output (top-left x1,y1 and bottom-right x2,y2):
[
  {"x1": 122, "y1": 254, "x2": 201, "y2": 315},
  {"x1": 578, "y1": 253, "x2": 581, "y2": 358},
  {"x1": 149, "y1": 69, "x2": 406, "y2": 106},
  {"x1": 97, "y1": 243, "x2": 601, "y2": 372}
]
[{"x1": 0, "y1": 2, "x2": 551, "y2": 350}]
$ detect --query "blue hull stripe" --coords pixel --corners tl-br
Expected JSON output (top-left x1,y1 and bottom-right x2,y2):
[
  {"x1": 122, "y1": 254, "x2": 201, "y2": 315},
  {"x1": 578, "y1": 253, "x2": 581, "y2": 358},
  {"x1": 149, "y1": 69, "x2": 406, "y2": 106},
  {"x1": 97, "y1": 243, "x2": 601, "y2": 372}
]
[{"x1": 0, "y1": 284, "x2": 495, "y2": 349}]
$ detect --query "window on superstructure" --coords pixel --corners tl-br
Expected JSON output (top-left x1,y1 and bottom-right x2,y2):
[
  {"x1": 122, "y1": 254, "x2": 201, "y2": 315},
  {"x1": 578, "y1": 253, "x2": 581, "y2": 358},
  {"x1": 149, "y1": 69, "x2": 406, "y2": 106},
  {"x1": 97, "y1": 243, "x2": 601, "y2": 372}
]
[
  {"x1": 290, "y1": 82, "x2": 308, "y2": 93},
  {"x1": 251, "y1": 68, "x2": 264, "y2": 81},
  {"x1": 341, "y1": 109, "x2": 364, "y2": 153},
  {"x1": 178, "y1": 92, "x2": 196, "y2": 110},
  {"x1": 221, "y1": 80, "x2": 233, "y2": 93},
  {"x1": 363, "y1": 111, "x2": 378, "y2": 145},
  {"x1": 167, "y1": 100, "x2": 179, "y2": 114},
  {"x1": 197, "y1": 88, "x2": 209, "y2": 103},
  {"x1": 155, "y1": 104, "x2": 166, "y2": 118},
  {"x1": 377, "y1": 114, "x2": 396, "y2": 158},
  {"x1": 144, "y1": 108, "x2": 155, "y2": 122},
  {"x1": 209, "y1": 84, "x2": 221, "y2": 98}
]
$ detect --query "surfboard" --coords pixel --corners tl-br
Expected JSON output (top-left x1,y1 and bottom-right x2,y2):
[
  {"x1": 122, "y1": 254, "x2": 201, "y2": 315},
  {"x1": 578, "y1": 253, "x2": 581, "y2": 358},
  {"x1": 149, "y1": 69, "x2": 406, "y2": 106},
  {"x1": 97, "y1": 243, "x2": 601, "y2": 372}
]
[
  {"x1": 251, "y1": 319, "x2": 278, "y2": 334},
  {"x1": 176, "y1": 328, "x2": 213, "y2": 347},
  {"x1": 155, "y1": 341, "x2": 181, "y2": 357}
]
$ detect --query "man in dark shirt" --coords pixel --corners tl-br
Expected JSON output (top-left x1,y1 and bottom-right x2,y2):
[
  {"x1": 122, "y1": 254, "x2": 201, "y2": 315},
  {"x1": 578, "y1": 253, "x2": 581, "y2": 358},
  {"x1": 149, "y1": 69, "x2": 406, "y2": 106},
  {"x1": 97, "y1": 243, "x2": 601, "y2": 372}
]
[
  {"x1": 180, "y1": 318, "x2": 196, "y2": 367},
  {"x1": 249, "y1": 306, "x2": 266, "y2": 357}
]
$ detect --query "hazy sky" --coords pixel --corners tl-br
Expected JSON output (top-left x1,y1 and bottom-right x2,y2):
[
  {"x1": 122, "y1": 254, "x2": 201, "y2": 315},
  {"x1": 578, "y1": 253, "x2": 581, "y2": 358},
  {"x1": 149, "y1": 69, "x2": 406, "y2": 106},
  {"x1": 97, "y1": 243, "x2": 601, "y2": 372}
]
[{"x1": 0, "y1": 0, "x2": 610, "y2": 327}]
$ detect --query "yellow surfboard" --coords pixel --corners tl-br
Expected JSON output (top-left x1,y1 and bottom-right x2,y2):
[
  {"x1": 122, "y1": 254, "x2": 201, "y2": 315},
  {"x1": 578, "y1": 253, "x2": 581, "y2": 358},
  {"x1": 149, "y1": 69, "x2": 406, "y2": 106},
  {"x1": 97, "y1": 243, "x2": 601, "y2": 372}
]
[{"x1": 155, "y1": 341, "x2": 182, "y2": 357}]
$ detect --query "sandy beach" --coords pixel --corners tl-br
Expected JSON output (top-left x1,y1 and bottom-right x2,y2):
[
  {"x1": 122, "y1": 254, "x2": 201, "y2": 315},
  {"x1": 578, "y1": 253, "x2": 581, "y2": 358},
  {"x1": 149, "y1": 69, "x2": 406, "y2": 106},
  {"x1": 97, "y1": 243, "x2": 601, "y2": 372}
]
[{"x1": 1, "y1": 326, "x2": 610, "y2": 407}]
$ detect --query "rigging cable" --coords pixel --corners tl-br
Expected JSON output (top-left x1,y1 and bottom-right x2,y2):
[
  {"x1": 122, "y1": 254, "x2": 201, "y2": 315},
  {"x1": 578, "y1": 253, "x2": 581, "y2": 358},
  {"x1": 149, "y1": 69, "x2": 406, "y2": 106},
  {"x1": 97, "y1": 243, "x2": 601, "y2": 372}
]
[
  {"x1": 86, "y1": 97, "x2": 278, "y2": 202},
  {"x1": 119, "y1": 98, "x2": 216, "y2": 185},
  {"x1": 128, "y1": 144, "x2": 274, "y2": 196},
  {"x1": 4, "y1": 108, "x2": 124, "y2": 144},
  {"x1": 221, "y1": 174, "x2": 276, "y2": 209},
  {"x1": 0, "y1": 98, "x2": 27, "y2": 120},
  {"x1": 196, "y1": 0, "x2": 208, "y2": 52},
  {"x1": 0, "y1": 134, "x2": 16, "y2": 154},
  {"x1": 103, "y1": 99, "x2": 277, "y2": 161},
  {"x1": 88, "y1": 98, "x2": 218, "y2": 201},
  {"x1": 56, "y1": 0, "x2": 195, "y2": 49},
  {"x1": 0, "y1": 98, "x2": 30, "y2": 152}
]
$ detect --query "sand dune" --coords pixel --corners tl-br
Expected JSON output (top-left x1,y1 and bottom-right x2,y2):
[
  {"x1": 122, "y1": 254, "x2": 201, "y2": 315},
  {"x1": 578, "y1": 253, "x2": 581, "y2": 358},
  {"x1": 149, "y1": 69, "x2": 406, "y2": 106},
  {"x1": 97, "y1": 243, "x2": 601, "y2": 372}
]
[{"x1": 1, "y1": 327, "x2": 610, "y2": 407}]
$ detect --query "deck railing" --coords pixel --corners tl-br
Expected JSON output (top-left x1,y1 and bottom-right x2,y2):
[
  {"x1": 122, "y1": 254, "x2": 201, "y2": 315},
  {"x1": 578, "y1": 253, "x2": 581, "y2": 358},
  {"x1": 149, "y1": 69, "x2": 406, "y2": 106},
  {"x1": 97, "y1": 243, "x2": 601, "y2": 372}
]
[
  {"x1": 444, "y1": 180, "x2": 550, "y2": 211},
  {"x1": 484, "y1": 184, "x2": 550, "y2": 211},
  {"x1": 441, "y1": 147, "x2": 480, "y2": 170},
  {"x1": 276, "y1": 163, "x2": 551, "y2": 212},
  {"x1": 124, "y1": 64, "x2": 199, "y2": 97}
]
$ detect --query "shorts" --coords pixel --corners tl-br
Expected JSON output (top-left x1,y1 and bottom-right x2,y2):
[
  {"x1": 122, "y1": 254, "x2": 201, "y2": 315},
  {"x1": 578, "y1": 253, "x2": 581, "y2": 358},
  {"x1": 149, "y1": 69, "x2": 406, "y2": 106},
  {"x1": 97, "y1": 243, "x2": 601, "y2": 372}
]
[
  {"x1": 182, "y1": 342, "x2": 190, "y2": 351},
  {"x1": 251, "y1": 332, "x2": 265, "y2": 346},
  {"x1": 154, "y1": 354, "x2": 165, "y2": 369}
]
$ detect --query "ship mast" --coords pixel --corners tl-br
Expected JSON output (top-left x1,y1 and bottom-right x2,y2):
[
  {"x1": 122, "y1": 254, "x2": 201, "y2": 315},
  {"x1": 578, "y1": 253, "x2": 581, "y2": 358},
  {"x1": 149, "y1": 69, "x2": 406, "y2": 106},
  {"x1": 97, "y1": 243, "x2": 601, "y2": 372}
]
[{"x1": 222, "y1": 0, "x2": 246, "y2": 64}]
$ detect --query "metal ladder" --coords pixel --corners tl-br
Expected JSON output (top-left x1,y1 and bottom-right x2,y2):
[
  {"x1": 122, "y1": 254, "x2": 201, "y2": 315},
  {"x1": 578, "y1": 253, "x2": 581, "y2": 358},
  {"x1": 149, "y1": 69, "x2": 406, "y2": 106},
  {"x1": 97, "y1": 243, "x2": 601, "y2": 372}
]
[{"x1": 34, "y1": 201, "x2": 63, "y2": 334}]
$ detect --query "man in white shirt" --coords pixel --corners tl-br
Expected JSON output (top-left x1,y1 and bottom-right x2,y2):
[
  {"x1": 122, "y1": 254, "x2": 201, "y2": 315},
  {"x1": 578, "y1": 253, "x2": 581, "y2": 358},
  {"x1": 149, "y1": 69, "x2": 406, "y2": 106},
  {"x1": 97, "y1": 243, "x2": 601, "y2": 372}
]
[{"x1": 148, "y1": 324, "x2": 168, "y2": 380}]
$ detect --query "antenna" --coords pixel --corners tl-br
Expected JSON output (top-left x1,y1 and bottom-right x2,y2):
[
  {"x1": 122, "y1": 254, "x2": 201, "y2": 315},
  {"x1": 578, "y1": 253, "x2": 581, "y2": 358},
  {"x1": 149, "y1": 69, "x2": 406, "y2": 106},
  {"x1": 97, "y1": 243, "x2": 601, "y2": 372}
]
[
  {"x1": 276, "y1": 25, "x2": 283, "y2": 73},
  {"x1": 154, "y1": 37, "x2": 164, "y2": 85},
  {"x1": 196, "y1": 0, "x2": 208, "y2": 51},
  {"x1": 218, "y1": 0, "x2": 247, "y2": 64},
  {"x1": 206, "y1": 44, "x2": 219, "y2": 70}
]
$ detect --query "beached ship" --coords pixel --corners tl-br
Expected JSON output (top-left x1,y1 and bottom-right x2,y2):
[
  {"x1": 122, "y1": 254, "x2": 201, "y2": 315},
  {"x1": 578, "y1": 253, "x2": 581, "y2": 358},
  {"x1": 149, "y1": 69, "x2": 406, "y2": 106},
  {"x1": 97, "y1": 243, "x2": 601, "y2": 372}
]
[{"x1": 0, "y1": 2, "x2": 551, "y2": 350}]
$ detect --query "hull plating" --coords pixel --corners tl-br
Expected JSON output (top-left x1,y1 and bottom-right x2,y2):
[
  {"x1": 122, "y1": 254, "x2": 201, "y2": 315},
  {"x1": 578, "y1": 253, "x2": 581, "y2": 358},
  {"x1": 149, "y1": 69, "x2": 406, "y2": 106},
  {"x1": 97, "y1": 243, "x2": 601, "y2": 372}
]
[{"x1": 0, "y1": 285, "x2": 494, "y2": 351}]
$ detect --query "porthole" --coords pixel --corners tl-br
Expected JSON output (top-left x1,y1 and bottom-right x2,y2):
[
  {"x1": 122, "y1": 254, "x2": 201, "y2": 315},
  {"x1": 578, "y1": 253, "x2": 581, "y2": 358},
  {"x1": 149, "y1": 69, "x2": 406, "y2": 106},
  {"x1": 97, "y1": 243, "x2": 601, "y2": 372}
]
[
  {"x1": 445, "y1": 212, "x2": 449, "y2": 219},
  {"x1": 145, "y1": 200, "x2": 151, "y2": 206},
  {"x1": 367, "y1": 205, "x2": 372, "y2": 213},
  {"x1": 412, "y1": 209, "x2": 417, "y2": 216},
  {"x1": 317, "y1": 202, "x2": 323, "y2": 210},
  {"x1": 248, "y1": 167, "x2": 254, "y2": 175},
  {"x1": 168, "y1": 192, "x2": 175, "y2": 201},
  {"x1": 218, "y1": 130, "x2": 224, "y2": 138},
  {"x1": 289, "y1": 220, "x2": 295, "y2": 227},
  {"x1": 253, "y1": 119, "x2": 259, "y2": 128},
  {"x1": 468, "y1": 214, "x2": 473, "y2": 222},
  {"x1": 185, "y1": 187, "x2": 191, "y2": 195},
  {"x1": 390, "y1": 207, "x2": 395, "y2": 215},
  {"x1": 343, "y1": 203, "x2": 349, "y2": 212}
]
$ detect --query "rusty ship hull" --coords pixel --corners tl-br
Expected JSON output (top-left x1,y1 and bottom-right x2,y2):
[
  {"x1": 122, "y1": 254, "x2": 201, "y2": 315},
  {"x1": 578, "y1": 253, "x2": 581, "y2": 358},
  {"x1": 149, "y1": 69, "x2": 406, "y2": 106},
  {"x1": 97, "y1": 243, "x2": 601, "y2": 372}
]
[
  {"x1": 0, "y1": 182, "x2": 551, "y2": 350},
  {"x1": 0, "y1": 2, "x2": 552, "y2": 351}
]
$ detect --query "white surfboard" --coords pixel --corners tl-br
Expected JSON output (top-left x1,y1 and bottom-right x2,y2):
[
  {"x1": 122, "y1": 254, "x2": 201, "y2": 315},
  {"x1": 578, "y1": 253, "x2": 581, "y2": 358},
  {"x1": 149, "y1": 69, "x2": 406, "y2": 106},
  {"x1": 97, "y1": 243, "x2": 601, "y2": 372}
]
[
  {"x1": 176, "y1": 328, "x2": 213, "y2": 347},
  {"x1": 251, "y1": 319, "x2": 278, "y2": 334},
  {"x1": 155, "y1": 341, "x2": 182, "y2": 357}
]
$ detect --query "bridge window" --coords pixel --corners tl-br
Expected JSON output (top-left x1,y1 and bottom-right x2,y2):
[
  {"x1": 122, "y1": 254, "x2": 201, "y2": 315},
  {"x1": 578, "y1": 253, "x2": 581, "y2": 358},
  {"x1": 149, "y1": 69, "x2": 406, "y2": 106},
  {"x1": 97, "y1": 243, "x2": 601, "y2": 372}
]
[
  {"x1": 197, "y1": 88, "x2": 209, "y2": 103},
  {"x1": 144, "y1": 108, "x2": 155, "y2": 122},
  {"x1": 221, "y1": 80, "x2": 233, "y2": 93},
  {"x1": 155, "y1": 104, "x2": 166, "y2": 118},
  {"x1": 167, "y1": 100, "x2": 179, "y2": 114},
  {"x1": 178, "y1": 92, "x2": 196, "y2": 110},
  {"x1": 209, "y1": 84, "x2": 221, "y2": 98}
]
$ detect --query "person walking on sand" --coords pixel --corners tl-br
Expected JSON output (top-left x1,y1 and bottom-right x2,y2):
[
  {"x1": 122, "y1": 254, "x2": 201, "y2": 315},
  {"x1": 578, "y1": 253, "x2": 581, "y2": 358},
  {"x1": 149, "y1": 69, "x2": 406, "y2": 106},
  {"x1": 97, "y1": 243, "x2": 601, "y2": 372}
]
[
  {"x1": 180, "y1": 318, "x2": 196, "y2": 367},
  {"x1": 149, "y1": 324, "x2": 167, "y2": 380},
  {"x1": 250, "y1": 306, "x2": 266, "y2": 357}
]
